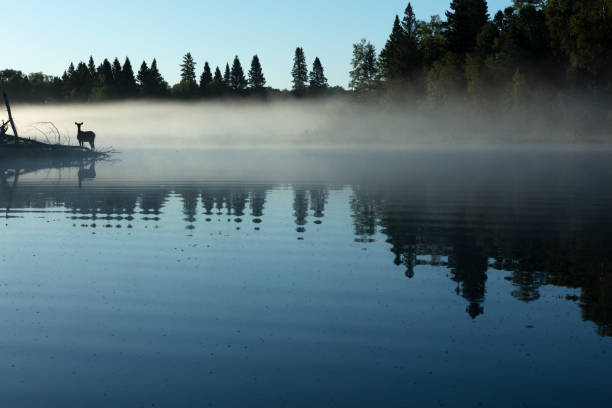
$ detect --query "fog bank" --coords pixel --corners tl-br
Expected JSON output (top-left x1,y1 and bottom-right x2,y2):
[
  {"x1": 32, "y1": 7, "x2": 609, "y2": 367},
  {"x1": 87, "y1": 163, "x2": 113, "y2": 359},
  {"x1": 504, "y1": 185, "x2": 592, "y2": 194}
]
[{"x1": 9, "y1": 99, "x2": 611, "y2": 149}]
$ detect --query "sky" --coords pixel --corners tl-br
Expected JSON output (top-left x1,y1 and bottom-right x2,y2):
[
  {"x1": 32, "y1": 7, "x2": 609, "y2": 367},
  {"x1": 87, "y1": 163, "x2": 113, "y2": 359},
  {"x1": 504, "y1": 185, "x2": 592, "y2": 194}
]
[{"x1": 4, "y1": 0, "x2": 511, "y2": 89}]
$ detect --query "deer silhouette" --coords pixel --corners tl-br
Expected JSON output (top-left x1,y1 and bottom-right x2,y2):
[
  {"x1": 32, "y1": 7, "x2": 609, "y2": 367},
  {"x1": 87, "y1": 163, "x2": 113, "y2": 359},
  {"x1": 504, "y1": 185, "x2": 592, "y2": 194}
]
[{"x1": 75, "y1": 122, "x2": 96, "y2": 150}]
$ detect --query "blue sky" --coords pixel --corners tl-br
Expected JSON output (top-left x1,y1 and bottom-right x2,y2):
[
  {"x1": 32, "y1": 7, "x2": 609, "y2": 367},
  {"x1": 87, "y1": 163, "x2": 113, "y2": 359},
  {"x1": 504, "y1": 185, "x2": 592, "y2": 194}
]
[{"x1": 5, "y1": 0, "x2": 511, "y2": 89}]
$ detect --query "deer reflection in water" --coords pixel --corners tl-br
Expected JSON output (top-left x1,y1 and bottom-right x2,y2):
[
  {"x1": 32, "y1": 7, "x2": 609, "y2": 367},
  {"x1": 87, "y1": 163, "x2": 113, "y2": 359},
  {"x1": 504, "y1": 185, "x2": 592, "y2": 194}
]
[{"x1": 78, "y1": 160, "x2": 96, "y2": 188}]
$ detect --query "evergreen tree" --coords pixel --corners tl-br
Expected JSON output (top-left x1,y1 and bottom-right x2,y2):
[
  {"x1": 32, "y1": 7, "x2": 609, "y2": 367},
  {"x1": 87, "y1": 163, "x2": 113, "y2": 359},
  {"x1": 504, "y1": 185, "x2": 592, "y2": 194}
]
[
  {"x1": 112, "y1": 58, "x2": 122, "y2": 83},
  {"x1": 223, "y1": 63, "x2": 231, "y2": 84},
  {"x1": 149, "y1": 59, "x2": 169, "y2": 96},
  {"x1": 445, "y1": 0, "x2": 489, "y2": 55},
  {"x1": 87, "y1": 56, "x2": 96, "y2": 78},
  {"x1": 73, "y1": 61, "x2": 93, "y2": 100},
  {"x1": 379, "y1": 3, "x2": 422, "y2": 81},
  {"x1": 230, "y1": 55, "x2": 247, "y2": 92},
  {"x1": 379, "y1": 16, "x2": 404, "y2": 79},
  {"x1": 180, "y1": 52, "x2": 197, "y2": 83},
  {"x1": 349, "y1": 39, "x2": 379, "y2": 93},
  {"x1": 200, "y1": 62, "x2": 213, "y2": 88},
  {"x1": 67, "y1": 62, "x2": 76, "y2": 78},
  {"x1": 248, "y1": 55, "x2": 266, "y2": 90},
  {"x1": 207, "y1": 66, "x2": 225, "y2": 96},
  {"x1": 98, "y1": 59, "x2": 113, "y2": 83},
  {"x1": 120, "y1": 57, "x2": 137, "y2": 97},
  {"x1": 309, "y1": 57, "x2": 328, "y2": 90},
  {"x1": 292, "y1": 47, "x2": 308, "y2": 93},
  {"x1": 214, "y1": 66, "x2": 223, "y2": 82},
  {"x1": 137, "y1": 61, "x2": 151, "y2": 95}
]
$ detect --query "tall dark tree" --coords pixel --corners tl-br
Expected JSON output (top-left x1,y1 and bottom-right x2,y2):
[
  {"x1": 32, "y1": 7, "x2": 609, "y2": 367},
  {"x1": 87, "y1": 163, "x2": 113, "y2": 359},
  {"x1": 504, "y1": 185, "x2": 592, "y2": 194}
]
[
  {"x1": 230, "y1": 55, "x2": 247, "y2": 92},
  {"x1": 74, "y1": 61, "x2": 93, "y2": 99},
  {"x1": 120, "y1": 57, "x2": 137, "y2": 97},
  {"x1": 67, "y1": 62, "x2": 76, "y2": 78},
  {"x1": 137, "y1": 61, "x2": 151, "y2": 95},
  {"x1": 200, "y1": 62, "x2": 213, "y2": 88},
  {"x1": 309, "y1": 57, "x2": 328, "y2": 90},
  {"x1": 111, "y1": 58, "x2": 122, "y2": 83},
  {"x1": 292, "y1": 47, "x2": 308, "y2": 93},
  {"x1": 379, "y1": 16, "x2": 404, "y2": 79},
  {"x1": 87, "y1": 56, "x2": 96, "y2": 78},
  {"x1": 214, "y1": 66, "x2": 223, "y2": 82},
  {"x1": 180, "y1": 52, "x2": 197, "y2": 83},
  {"x1": 445, "y1": 0, "x2": 489, "y2": 55},
  {"x1": 248, "y1": 55, "x2": 266, "y2": 90},
  {"x1": 223, "y1": 63, "x2": 231, "y2": 84},
  {"x1": 97, "y1": 59, "x2": 113, "y2": 85},
  {"x1": 149, "y1": 58, "x2": 168, "y2": 96},
  {"x1": 379, "y1": 3, "x2": 422, "y2": 81}
]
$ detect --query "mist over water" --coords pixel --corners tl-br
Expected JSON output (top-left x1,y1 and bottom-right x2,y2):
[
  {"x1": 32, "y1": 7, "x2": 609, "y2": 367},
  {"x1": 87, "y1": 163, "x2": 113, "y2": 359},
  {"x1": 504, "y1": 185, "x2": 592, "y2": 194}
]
[{"x1": 11, "y1": 99, "x2": 609, "y2": 149}]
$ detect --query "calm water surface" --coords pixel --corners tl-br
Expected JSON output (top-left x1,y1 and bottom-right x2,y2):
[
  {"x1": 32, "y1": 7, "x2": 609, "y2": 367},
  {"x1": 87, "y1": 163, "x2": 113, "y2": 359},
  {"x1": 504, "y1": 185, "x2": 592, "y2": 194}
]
[{"x1": 1, "y1": 148, "x2": 611, "y2": 407}]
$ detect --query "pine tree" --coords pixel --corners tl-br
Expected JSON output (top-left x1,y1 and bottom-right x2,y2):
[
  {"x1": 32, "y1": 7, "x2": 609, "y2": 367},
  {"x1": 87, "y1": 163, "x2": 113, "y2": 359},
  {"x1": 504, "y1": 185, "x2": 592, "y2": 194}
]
[
  {"x1": 67, "y1": 62, "x2": 76, "y2": 78},
  {"x1": 74, "y1": 61, "x2": 92, "y2": 100},
  {"x1": 180, "y1": 52, "x2": 197, "y2": 83},
  {"x1": 87, "y1": 56, "x2": 96, "y2": 78},
  {"x1": 214, "y1": 66, "x2": 223, "y2": 82},
  {"x1": 137, "y1": 61, "x2": 151, "y2": 95},
  {"x1": 445, "y1": 0, "x2": 489, "y2": 55},
  {"x1": 120, "y1": 57, "x2": 137, "y2": 97},
  {"x1": 309, "y1": 57, "x2": 328, "y2": 90},
  {"x1": 97, "y1": 59, "x2": 114, "y2": 87},
  {"x1": 248, "y1": 55, "x2": 266, "y2": 89},
  {"x1": 223, "y1": 63, "x2": 231, "y2": 84},
  {"x1": 292, "y1": 47, "x2": 308, "y2": 93},
  {"x1": 230, "y1": 56, "x2": 247, "y2": 92},
  {"x1": 379, "y1": 16, "x2": 404, "y2": 79},
  {"x1": 200, "y1": 62, "x2": 213, "y2": 88},
  {"x1": 379, "y1": 3, "x2": 422, "y2": 81},
  {"x1": 149, "y1": 58, "x2": 168, "y2": 96},
  {"x1": 112, "y1": 58, "x2": 122, "y2": 83}
]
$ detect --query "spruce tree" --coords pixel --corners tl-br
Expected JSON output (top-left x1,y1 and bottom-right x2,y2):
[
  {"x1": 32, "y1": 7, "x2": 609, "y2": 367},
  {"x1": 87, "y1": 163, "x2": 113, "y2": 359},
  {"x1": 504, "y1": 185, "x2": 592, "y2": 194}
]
[
  {"x1": 67, "y1": 62, "x2": 76, "y2": 78},
  {"x1": 230, "y1": 55, "x2": 247, "y2": 92},
  {"x1": 137, "y1": 61, "x2": 151, "y2": 95},
  {"x1": 180, "y1": 52, "x2": 197, "y2": 83},
  {"x1": 379, "y1": 16, "x2": 404, "y2": 79},
  {"x1": 248, "y1": 55, "x2": 266, "y2": 89},
  {"x1": 223, "y1": 63, "x2": 231, "y2": 84},
  {"x1": 200, "y1": 62, "x2": 213, "y2": 88},
  {"x1": 98, "y1": 59, "x2": 114, "y2": 88},
  {"x1": 309, "y1": 57, "x2": 328, "y2": 90},
  {"x1": 120, "y1": 57, "x2": 137, "y2": 97},
  {"x1": 291, "y1": 47, "x2": 308, "y2": 93},
  {"x1": 75, "y1": 61, "x2": 92, "y2": 99},
  {"x1": 214, "y1": 66, "x2": 223, "y2": 82},
  {"x1": 379, "y1": 3, "x2": 422, "y2": 81},
  {"x1": 445, "y1": 0, "x2": 489, "y2": 55},
  {"x1": 87, "y1": 56, "x2": 96, "y2": 78},
  {"x1": 149, "y1": 58, "x2": 168, "y2": 96},
  {"x1": 112, "y1": 58, "x2": 122, "y2": 83}
]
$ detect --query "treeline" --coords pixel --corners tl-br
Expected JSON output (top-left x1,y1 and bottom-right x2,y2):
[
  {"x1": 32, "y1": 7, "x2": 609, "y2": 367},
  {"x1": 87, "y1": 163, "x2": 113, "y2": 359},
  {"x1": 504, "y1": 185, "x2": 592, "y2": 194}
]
[
  {"x1": 348, "y1": 0, "x2": 612, "y2": 134},
  {"x1": 0, "y1": 50, "x2": 346, "y2": 102}
]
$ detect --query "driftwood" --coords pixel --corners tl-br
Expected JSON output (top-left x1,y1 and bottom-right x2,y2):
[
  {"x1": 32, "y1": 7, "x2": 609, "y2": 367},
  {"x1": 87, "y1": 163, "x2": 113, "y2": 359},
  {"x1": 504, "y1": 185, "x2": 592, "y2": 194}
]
[{"x1": 3, "y1": 91, "x2": 19, "y2": 144}]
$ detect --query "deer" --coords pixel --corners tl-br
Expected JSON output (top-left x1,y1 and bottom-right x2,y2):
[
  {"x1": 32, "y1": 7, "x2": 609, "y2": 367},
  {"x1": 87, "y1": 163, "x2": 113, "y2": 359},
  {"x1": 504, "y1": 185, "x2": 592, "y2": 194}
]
[{"x1": 75, "y1": 122, "x2": 96, "y2": 150}]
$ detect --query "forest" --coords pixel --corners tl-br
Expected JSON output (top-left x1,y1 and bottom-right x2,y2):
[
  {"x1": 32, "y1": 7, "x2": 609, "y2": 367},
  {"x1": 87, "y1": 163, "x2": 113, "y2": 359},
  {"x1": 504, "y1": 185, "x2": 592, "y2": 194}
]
[{"x1": 1, "y1": 0, "x2": 611, "y2": 136}]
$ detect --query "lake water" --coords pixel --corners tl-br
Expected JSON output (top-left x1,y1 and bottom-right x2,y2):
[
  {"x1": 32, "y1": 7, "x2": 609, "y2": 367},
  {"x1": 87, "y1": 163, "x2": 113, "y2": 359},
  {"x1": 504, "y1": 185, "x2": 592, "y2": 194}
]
[{"x1": 1, "y1": 148, "x2": 611, "y2": 407}]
